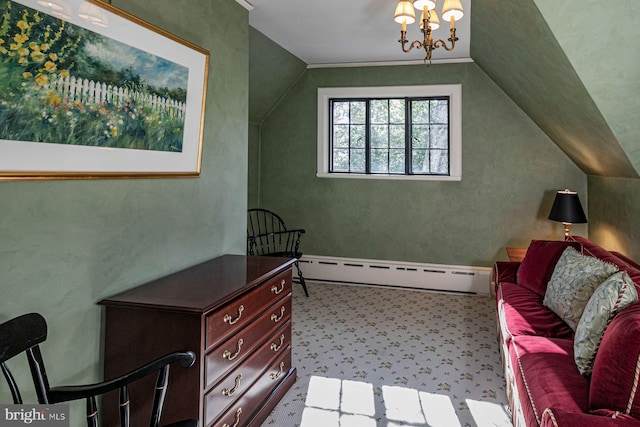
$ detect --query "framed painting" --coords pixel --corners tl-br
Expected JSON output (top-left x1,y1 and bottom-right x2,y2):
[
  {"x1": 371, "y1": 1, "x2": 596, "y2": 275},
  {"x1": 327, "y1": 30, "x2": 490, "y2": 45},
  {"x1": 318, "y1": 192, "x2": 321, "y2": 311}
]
[{"x1": 0, "y1": 0, "x2": 209, "y2": 180}]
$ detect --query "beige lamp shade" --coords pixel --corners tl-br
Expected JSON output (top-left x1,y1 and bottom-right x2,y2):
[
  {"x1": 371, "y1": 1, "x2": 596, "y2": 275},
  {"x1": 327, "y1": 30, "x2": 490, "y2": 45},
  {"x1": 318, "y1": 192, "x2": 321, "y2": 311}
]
[
  {"x1": 442, "y1": 0, "x2": 464, "y2": 22},
  {"x1": 419, "y1": 9, "x2": 440, "y2": 30},
  {"x1": 413, "y1": 0, "x2": 436, "y2": 11},
  {"x1": 424, "y1": 9, "x2": 440, "y2": 30},
  {"x1": 394, "y1": 0, "x2": 417, "y2": 24}
]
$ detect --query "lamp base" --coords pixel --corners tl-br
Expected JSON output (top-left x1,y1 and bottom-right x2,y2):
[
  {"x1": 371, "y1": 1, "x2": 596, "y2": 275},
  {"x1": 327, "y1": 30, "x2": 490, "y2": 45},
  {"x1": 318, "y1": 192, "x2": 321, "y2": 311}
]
[{"x1": 562, "y1": 222, "x2": 571, "y2": 240}]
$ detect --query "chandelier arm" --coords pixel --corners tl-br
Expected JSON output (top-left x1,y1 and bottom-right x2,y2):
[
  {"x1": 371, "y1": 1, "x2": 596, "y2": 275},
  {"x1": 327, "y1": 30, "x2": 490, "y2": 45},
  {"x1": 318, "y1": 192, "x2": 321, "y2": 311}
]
[
  {"x1": 432, "y1": 38, "x2": 454, "y2": 51},
  {"x1": 431, "y1": 27, "x2": 459, "y2": 52},
  {"x1": 398, "y1": 30, "x2": 426, "y2": 53}
]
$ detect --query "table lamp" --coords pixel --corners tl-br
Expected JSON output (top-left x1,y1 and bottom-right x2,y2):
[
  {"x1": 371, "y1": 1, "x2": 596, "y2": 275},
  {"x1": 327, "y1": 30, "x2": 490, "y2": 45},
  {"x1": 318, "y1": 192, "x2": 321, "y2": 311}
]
[{"x1": 548, "y1": 189, "x2": 587, "y2": 239}]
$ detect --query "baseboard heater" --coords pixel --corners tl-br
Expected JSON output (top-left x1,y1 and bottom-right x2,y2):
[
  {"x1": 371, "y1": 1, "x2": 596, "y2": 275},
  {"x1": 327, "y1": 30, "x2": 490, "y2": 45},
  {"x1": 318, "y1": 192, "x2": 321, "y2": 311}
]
[{"x1": 297, "y1": 255, "x2": 491, "y2": 295}]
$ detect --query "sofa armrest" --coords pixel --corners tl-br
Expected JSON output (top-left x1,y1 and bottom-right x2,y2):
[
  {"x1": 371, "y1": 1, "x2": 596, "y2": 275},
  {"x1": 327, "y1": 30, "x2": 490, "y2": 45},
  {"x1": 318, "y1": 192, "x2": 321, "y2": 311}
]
[
  {"x1": 494, "y1": 261, "x2": 520, "y2": 291},
  {"x1": 542, "y1": 408, "x2": 640, "y2": 427}
]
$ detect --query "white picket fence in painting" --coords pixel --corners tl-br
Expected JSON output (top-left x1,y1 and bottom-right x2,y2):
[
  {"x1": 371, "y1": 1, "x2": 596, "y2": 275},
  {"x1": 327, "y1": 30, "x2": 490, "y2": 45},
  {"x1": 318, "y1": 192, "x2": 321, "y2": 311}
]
[{"x1": 49, "y1": 75, "x2": 186, "y2": 119}]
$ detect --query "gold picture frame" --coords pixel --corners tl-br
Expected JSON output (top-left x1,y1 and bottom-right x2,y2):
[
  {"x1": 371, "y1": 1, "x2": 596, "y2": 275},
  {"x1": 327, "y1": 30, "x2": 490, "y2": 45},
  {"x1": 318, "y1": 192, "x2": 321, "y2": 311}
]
[{"x1": 0, "y1": 0, "x2": 209, "y2": 180}]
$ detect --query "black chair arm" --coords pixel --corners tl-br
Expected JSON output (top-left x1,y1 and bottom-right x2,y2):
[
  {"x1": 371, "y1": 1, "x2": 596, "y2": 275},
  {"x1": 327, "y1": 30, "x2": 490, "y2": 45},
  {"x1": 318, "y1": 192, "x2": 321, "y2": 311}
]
[
  {"x1": 47, "y1": 351, "x2": 195, "y2": 403},
  {"x1": 252, "y1": 229, "x2": 305, "y2": 239}
]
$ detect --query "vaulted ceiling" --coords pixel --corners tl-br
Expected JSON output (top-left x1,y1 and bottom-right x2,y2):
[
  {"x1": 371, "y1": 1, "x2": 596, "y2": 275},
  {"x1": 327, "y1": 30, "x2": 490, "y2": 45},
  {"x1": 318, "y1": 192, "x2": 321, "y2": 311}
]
[
  {"x1": 472, "y1": 0, "x2": 639, "y2": 178},
  {"x1": 248, "y1": 0, "x2": 640, "y2": 178}
]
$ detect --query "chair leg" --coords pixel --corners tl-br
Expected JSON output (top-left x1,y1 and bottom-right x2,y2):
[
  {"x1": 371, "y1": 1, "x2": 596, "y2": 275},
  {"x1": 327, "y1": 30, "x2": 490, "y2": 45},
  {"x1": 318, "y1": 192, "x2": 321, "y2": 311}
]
[{"x1": 294, "y1": 260, "x2": 309, "y2": 297}]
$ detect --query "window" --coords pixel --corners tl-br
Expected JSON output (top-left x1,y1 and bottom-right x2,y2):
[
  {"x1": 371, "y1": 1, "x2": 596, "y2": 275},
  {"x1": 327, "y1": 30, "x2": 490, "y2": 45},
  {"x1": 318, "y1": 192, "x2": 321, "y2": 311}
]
[{"x1": 317, "y1": 85, "x2": 462, "y2": 181}]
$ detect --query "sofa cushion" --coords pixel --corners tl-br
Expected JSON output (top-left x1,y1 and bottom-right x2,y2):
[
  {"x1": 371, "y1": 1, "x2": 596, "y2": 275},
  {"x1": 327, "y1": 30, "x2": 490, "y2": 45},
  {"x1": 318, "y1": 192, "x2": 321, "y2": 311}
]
[
  {"x1": 510, "y1": 335, "x2": 589, "y2": 426},
  {"x1": 498, "y1": 282, "x2": 574, "y2": 343},
  {"x1": 516, "y1": 240, "x2": 582, "y2": 297},
  {"x1": 574, "y1": 271, "x2": 638, "y2": 376},
  {"x1": 590, "y1": 303, "x2": 640, "y2": 418},
  {"x1": 543, "y1": 247, "x2": 618, "y2": 331}
]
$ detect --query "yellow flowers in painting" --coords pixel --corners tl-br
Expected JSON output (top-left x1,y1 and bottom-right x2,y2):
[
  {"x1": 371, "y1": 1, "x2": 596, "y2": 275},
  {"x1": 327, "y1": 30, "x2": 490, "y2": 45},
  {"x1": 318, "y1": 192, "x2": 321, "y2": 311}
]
[{"x1": 0, "y1": 0, "x2": 189, "y2": 152}]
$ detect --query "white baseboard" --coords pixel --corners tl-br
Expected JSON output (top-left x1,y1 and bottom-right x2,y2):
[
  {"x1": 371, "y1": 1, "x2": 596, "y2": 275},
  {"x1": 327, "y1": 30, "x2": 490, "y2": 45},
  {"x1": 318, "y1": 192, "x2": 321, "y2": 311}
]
[{"x1": 298, "y1": 255, "x2": 491, "y2": 295}]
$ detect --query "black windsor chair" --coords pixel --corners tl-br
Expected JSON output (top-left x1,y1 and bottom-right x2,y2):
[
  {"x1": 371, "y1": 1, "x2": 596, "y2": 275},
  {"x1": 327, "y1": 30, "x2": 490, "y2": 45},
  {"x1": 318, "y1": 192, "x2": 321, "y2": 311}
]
[
  {"x1": 247, "y1": 208, "x2": 309, "y2": 297},
  {"x1": 0, "y1": 312, "x2": 197, "y2": 427}
]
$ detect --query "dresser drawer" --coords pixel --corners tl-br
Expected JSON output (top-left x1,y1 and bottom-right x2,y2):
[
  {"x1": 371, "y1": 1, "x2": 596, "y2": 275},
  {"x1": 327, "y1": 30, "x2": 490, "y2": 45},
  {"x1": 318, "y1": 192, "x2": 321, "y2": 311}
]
[
  {"x1": 204, "y1": 328, "x2": 291, "y2": 426},
  {"x1": 212, "y1": 348, "x2": 293, "y2": 427},
  {"x1": 205, "y1": 297, "x2": 292, "y2": 390},
  {"x1": 206, "y1": 270, "x2": 291, "y2": 349}
]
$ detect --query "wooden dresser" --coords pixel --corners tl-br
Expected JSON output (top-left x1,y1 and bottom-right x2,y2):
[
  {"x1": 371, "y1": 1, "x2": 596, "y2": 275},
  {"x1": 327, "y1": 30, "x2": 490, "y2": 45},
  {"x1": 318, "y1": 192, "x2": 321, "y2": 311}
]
[{"x1": 98, "y1": 255, "x2": 296, "y2": 427}]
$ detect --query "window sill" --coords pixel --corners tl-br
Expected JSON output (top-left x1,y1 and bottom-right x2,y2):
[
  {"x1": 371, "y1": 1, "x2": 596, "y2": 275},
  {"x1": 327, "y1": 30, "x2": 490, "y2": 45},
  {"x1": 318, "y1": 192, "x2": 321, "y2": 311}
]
[{"x1": 316, "y1": 172, "x2": 462, "y2": 181}]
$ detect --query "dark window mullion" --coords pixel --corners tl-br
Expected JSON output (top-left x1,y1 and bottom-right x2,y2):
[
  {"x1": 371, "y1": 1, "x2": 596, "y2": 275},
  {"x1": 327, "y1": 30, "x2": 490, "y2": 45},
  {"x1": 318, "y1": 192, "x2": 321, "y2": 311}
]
[
  {"x1": 385, "y1": 99, "x2": 389, "y2": 173},
  {"x1": 405, "y1": 98, "x2": 411, "y2": 174},
  {"x1": 365, "y1": 101, "x2": 371, "y2": 174},
  {"x1": 348, "y1": 102, "x2": 352, "y2": 172},
  {"x1": 427, "y1": 99, "x2": 432, "y2": 174},
  {"x1": 329, "y1": 100, "x2": 335, "y2": 172}
]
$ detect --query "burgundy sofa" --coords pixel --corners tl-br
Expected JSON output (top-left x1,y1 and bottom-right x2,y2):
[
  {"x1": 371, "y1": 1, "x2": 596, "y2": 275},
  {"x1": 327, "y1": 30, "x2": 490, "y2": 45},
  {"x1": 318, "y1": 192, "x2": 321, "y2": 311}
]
[{"x1": 494, "y1": 236, "x2": 640, "y2": 427}]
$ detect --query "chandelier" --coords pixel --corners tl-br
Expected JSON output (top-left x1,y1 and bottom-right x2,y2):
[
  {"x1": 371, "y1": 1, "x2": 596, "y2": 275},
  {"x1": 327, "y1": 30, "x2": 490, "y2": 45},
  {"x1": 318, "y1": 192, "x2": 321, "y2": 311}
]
[{"x1": 393, "y1": 0, "x2": 464, "y2": 62}]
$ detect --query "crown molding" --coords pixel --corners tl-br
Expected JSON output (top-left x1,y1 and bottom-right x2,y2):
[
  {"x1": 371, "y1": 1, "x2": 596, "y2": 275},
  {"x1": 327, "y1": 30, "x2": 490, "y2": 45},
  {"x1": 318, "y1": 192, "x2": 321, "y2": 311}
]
[{"x1": 306, "y1": 57, "x2": 474, "y2": 69}]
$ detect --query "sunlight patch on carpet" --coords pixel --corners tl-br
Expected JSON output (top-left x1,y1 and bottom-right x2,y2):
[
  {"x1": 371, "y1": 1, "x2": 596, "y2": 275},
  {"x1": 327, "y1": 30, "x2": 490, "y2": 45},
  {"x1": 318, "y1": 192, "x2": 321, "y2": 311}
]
[{"x1": 466, "y1": 398, "x2": 512, "y2": 426}]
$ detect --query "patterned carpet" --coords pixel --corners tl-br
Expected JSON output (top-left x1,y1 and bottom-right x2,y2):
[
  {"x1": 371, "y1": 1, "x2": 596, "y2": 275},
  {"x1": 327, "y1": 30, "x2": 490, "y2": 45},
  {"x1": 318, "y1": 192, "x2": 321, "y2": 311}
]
[{"x1": 262, "y1": 282, "x2": 512, "y2": 427}]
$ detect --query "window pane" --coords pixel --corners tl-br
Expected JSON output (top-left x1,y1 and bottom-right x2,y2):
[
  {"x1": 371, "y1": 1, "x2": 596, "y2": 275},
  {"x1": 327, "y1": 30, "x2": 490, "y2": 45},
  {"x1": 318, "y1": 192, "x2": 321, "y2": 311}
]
[
  {"x1": 411, "y1": 125, "x2": 429, "y2": 148},
  {"x1": 389, "y1": 149, "x2": 405, "y2": 173},
  {"x1": 350, "y1": 148, "x2": 366, "y2": 172},
  {"x1": 333, "y1": 149, "x2": 349, "y2": 171},
  {"x1": 390, "y1": 125, "x2": 405, "y2": 148},
  {"x1": 430, "y1": 125, "x2": 448, "y2": 149},
  {"x1": 411, "y1": 149, "x2": 429, "y2": 173},
  {"x1": 430, "y1": 100, "x2": 448, "y2": 123},
  {"x1": 371, "y1": 125, "x2": 389, "y2": 148},
  {"x1": 389, "y1": 99, "x2": 405, "y2": 124},
  {"x1": 351, "y1": 101, "x2": 366, "y2": 124},
  {"x1": 371, "y1": 149, "x2": 388, "y2": 173},
  {"x1": 431, "y1": 149, "x2": 449, "y2": 174},
  {"x1": 370, "y1": 100, "x2": 388, "y2": 124},
  {"x1": 333, "y1": 102, "x2": 349, "y2": 124},
  {"x1": 333, "y1": 125, "x2": 349, "y2": 148},
  {"x1": 351, "y1": 125, "x2": 366, "y2": 148},
  {"x1": 411, "y1": 100, "x2": 429, "y2": 123}
]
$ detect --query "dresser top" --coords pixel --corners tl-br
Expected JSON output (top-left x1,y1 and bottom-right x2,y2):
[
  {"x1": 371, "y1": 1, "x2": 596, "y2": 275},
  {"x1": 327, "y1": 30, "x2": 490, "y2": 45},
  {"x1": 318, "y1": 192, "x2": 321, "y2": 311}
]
[{"x1": 98, "y1": 255, "x2": 295, "y2": 313}]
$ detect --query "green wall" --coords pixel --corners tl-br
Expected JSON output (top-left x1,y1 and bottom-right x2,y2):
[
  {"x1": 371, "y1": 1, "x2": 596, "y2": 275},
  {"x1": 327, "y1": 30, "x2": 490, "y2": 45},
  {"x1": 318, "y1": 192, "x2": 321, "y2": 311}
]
[
  {"x1": 534, "y1": 0, "x2": 640, "y2": 173},
  {"x1": 0, "y1": 0, "x2": 249, "y2": 422},
  {"x1": 471, "y1": 0, "x2": 636, "y2": 178},
  {"x1": 248, "y1": 28, "x2": 306, "y2": 209},
  {"x1": 588, "y1": 176, "x2": 640, "y2": 262},
  {"x1": 531, "y1": 0, "x2": 640, "y2": 261},
  {"x1": 256, "y1": 62, "x2": 587, "y2": 267}
]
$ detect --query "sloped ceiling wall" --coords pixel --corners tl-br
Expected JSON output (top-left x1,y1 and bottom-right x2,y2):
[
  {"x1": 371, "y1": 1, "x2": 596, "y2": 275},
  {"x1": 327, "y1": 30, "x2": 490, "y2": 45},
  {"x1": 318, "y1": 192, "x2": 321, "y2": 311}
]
[
  {"x1": 534, "y1": 0, "x2": 640, "y2": 174},
  {"x1": 471, "y1": 0, "x2": 638, "y2": 178},
  {"x1": 249, "y1": 28, "x2": 306, "y2": 124}
]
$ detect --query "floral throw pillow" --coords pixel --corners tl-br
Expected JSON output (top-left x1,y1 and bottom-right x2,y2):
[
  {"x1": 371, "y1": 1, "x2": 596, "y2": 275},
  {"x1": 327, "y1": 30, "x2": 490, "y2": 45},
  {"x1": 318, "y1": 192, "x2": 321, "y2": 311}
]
[
  {"x1": 574, "y1": 271, "x2": 638, "y2": 375},
  {"x1": 543, "y1": 247, "x2": 618, "y2": 331}
]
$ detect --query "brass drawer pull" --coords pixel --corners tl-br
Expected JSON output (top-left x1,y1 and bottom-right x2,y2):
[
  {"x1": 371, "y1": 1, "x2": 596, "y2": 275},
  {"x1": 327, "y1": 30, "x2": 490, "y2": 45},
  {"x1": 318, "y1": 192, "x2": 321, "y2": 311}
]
[
  {"x1": 271, "y1": 279, "x2": 286, "y2": 295},
  {"x1": 270, "y1": 306, "x2": 285, "y2": 323},
  {"x1": 269, "y1": 362, "x2": 285, "y2": 380},
  {"x1": 222, "y1": 338, "x2": 244, "y2": 361},
  {"x1": 222, "y1": 374, "x2": 243, "y2": 397},
  {"x1": 223, "y1": 305, "x2": 244, "y2": 325},
  {"x1": 223, "y1": 408, "x2": 242, "y2": 427},
  {"x1": 270, "y1": 334, "x2": 285, "y2": 352}
]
